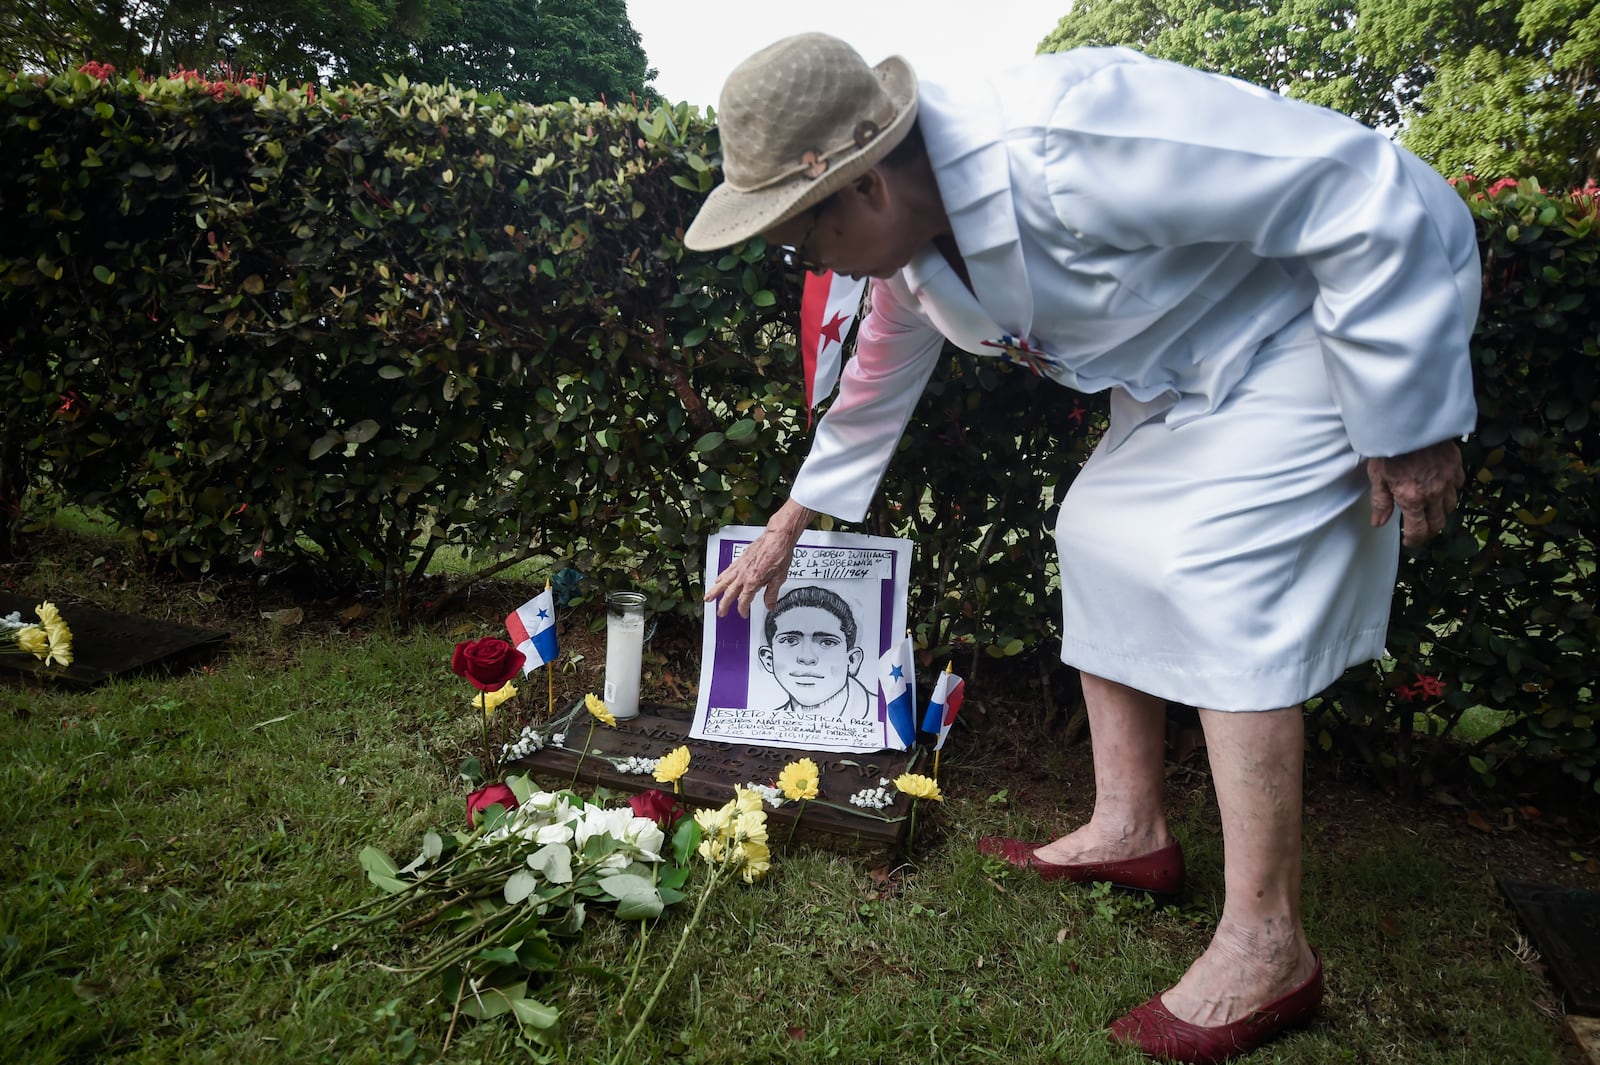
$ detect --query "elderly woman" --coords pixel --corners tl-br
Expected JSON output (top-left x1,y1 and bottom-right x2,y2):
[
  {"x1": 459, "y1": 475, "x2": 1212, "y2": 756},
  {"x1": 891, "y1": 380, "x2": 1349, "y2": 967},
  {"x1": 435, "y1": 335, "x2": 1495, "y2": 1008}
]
[{"x1": 690, "y1": 33, "x2": 1477, "y2": 1064}]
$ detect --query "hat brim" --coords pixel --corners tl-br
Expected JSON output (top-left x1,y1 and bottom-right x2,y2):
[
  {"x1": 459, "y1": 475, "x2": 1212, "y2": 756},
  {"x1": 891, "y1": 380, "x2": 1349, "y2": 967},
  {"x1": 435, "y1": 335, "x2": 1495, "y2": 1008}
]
[{"x1": 683, "y1": 55, "x2": 918, "y2": 252}]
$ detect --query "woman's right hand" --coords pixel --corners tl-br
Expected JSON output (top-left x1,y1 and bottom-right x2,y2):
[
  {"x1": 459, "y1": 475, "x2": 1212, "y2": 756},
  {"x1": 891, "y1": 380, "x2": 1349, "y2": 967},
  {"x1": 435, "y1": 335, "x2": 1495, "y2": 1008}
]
[{"x1": 703, "y1": 499, "x2": 815, "y2": 618}]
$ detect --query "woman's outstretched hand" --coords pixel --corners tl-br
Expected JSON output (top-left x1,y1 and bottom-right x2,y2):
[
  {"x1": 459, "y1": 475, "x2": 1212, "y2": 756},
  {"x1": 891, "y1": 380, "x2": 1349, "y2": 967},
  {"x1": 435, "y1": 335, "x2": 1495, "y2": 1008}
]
[
  {"x1": 1368, "y1": 439, "x2": 1466, "y2": 548},
  {"x1": 704, "y1": 499, "x2": 816, "y2": 617}
]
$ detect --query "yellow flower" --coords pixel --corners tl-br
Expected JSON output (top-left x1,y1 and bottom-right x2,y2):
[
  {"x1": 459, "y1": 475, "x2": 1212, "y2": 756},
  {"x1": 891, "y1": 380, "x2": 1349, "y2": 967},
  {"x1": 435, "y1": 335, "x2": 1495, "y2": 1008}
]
[
  {"x1": 585, "y1": 693, "x2": 616, "y2": 727},
  {"x1": 476, "y1": 682, "x2": 518, "y2": 715},
  {"x1": 733, "y1": 785, "x2": 765, "y2": 816},
  {"x1": 654, "y1": 745, "x2": 691, "y2": 786},
  {"x1": 894, "y1": 773, "x2": 943, "y2": 802},
  {"x1": 35, "y1": 601, "x2": 63, "y2": 631},
  {"x1": 695, "y1": 790, "x2": 771, "y2": 872},
  {"x1": 776, "y1": 758, "x2": 820, "y2": 802},
  {"x1": 34, "y1": 602, "x2": 73, "y2": 667},
  {"x1": 735, "y1": 809, "x2": 768, "y2": 846},
  {"x1": 738, "y1": 839, "x2": 771, "y2": 883},
  {"x1": 694, "y1": 803, "x2": 731, "y2": 839},
  {"x1": 15, "y1": 626, "x2": 48, "y2": 660}
]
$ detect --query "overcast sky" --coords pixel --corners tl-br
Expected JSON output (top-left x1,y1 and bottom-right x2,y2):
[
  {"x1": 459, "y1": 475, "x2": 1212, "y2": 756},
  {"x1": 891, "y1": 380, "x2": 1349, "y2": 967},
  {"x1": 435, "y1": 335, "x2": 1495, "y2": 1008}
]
[{"x1": 624, "y1": 2, "x2": 1068, "y2": 110}]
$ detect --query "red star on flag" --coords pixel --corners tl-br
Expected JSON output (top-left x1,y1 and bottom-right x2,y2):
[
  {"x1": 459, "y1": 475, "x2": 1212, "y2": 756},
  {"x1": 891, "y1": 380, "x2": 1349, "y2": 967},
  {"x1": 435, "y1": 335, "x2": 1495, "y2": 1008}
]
[
  {"x1": 799, "y1": 271, "x2": 867, "y2": 421},
  {"x1": 817, "y1": 310, "x2": 850, "y2": 351}
]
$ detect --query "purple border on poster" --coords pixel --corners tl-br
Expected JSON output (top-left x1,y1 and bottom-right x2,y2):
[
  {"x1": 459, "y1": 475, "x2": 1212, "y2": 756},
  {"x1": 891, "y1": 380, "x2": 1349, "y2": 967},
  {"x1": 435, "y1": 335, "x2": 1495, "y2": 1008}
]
[{"x1": 708, "y1": 537, "x2": 751, "y2": 708}]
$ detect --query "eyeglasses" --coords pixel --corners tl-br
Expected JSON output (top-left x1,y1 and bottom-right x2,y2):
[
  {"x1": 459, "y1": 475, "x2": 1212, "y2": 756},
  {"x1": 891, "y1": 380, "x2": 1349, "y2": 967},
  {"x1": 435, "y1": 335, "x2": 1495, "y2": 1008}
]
[{"x1": 778, "y1": 203, "x2": 829, "y2": 275}]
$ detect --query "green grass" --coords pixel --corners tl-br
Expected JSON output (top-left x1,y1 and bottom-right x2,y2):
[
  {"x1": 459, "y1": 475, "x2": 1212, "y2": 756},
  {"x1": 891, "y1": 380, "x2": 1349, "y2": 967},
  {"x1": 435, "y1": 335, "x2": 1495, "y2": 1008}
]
[{"x1": 0, "y1": 551, "x2": 1577, "y2": 1064}]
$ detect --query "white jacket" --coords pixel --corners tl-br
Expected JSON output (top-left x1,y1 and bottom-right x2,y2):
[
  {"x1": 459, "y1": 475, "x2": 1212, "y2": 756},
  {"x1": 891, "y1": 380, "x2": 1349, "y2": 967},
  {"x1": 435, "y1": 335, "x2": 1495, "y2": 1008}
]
[{"x1": 789, "y1": 47, "x2": 1480, "y2": 523}]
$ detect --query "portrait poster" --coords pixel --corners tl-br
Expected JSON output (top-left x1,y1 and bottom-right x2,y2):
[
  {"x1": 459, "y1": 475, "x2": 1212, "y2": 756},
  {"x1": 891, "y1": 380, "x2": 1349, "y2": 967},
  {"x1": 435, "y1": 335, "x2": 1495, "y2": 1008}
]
[{"x1": 692, "y1": 525, "x2": 912, "y2": 754}]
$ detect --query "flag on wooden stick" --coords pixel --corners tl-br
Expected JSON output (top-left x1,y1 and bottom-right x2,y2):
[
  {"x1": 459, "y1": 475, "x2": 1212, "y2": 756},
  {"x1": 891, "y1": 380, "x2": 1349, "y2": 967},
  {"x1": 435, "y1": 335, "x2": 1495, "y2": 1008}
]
[{"x1": 877, "y1": 632, "x2": 917, "y2": 750}]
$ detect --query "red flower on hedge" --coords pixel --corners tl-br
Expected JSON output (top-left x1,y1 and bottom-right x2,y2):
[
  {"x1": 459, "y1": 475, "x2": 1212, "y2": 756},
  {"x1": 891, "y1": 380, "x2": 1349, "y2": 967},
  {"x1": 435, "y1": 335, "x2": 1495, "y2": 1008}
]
[
  {"x1": 452, "y1": 637, "x2": 524, "y2": 691},
  {"x1": 1398, "y1": 673, "x2": 1447, "y2": 703},
  {"x1": 628, "y1": 788, "x2": 686, "y2": 829},
  {"x1": 467, "y1": 782, "x2": 519, "y2": 826}
]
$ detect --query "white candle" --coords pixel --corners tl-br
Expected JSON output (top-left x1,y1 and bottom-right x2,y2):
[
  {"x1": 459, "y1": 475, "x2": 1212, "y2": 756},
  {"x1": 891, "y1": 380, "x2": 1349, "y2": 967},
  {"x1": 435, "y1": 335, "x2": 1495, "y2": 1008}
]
[{"x1": 603, "y1": 593, "x2": 647, "y2": 719}]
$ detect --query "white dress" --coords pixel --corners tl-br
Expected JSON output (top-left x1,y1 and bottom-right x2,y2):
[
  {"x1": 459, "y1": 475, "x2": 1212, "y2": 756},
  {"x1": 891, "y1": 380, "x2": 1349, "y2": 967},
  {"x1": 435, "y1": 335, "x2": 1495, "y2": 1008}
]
[{"x1": 787, "y1": 48, "x2": 1480, "y2": 711}]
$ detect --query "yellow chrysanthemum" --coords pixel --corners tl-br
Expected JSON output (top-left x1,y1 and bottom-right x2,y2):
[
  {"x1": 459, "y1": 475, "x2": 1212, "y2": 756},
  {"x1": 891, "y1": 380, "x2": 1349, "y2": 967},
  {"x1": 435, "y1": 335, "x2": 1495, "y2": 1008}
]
[
  {"x1": 738, "y1": 839, "x2": 771, "y2": 883},
  {"x1": 735, "y1": 809, "x2": 768, "y2": 846},
  {"x1": 33, "y1": 602, "x2": 73, "y2": 667},
  {"x1": 585, "y1": 693, "x2": 616, "y2": 727},
  {"x1": 476, "y1": 682, "x2": 518, "y2": 715},
  {"x1": 15, "y1": 625, "x2": 48, "y2": 660},
  {"x1": 694, "y1": 803, "x2": 731, "y2": 838},
  {"x1": 893, "y1": 773, "x2": 943, "y2": 802},
  {"x1": 654, "y1": 745, "x2": 691, "y2": 786},
  {"x1": 733, "y1": 785, "x2": 765, "y2": 816},
  {"x1": 34, "y1": 602, "x2": 63, "y2": 631},
  {"x1": 776, "y1": 758, "x2": 820, "y2": 802}
]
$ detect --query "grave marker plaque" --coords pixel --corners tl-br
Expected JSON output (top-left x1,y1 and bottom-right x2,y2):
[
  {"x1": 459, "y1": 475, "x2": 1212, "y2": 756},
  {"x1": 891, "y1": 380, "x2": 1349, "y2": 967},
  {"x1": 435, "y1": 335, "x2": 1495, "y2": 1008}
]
[
  {"x1": 0, "y1": 593, "x2": 228, "y2": 689},
  {"x1": 508, "y1": 700, "x2": 923, "y2": 857}
]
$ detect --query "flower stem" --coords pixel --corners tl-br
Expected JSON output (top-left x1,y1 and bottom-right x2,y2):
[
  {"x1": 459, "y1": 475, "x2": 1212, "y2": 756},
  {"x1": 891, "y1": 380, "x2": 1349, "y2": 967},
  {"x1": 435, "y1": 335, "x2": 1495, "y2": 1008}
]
[
  {"x1": 480, "y1": 691, "x2": 494, "y2": 779},
  {"x1": 571, "y1": 719, "x2": 596, "y2": 790},
  {"x1": 611, "y1": 863, "x2": 730, "y2": 1063},
  {"x1": 784, "y1": 799, "x2": 807, "y2": 848}
]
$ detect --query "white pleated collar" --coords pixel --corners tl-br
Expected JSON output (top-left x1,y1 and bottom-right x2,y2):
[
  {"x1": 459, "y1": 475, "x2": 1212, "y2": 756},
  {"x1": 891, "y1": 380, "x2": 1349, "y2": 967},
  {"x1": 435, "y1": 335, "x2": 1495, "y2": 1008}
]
[{"x1": 899, "y1": 78, "x2": 1034, "y2": 355}]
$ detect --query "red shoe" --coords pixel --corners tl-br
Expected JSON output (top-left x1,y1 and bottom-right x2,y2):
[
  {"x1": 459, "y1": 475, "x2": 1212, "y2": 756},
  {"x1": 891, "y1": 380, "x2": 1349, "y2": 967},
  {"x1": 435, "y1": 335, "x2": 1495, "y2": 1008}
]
[
  {"x1": 1108, "y1": 951, "x2": 1324, "y2": 1064},
  {"x1": 976, "y1": 837, "x2": 1185, "y2": 897}
]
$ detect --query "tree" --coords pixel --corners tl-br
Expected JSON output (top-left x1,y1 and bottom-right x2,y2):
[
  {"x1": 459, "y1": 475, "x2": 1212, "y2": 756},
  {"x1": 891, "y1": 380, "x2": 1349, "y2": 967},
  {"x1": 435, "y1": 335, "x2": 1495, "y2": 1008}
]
[
  {"x1": 0, "y1": 0, "x2": 659, "y2": 110},
  {"x1": 368, "y1": 0, "x2": 657, "y2": 105},
  {"x1": 1037, "y1": 0, "x2": 1598, "y2": 184},
  {"x1": 0, "y1": 0, "x2": 431, "y2": 82}
]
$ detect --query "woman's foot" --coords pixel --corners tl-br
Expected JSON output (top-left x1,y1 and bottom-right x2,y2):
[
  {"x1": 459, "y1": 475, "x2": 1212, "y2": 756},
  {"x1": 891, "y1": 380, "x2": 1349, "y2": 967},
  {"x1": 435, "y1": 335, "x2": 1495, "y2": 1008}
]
[
  {"x1": 977, "y1": 826, "x2": 1185, "y2": 896},
  {"x1": 1161, "y1": 920, "x2": 1318, "y2": 1027},
  {"x1": 1109, "y1": 946, "x2": 1324, "y2": 1063},
  {"x1": 1032, "y1": 821, "x2": 1174, "y2": 867}
]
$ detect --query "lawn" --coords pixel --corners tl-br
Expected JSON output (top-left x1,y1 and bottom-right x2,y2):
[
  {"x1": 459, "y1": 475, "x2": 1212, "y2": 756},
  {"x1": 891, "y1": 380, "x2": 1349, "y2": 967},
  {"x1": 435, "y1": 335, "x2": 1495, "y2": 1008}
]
[{"x1": 0, "y1": 532, "x2": 1589, "y2": 1064}]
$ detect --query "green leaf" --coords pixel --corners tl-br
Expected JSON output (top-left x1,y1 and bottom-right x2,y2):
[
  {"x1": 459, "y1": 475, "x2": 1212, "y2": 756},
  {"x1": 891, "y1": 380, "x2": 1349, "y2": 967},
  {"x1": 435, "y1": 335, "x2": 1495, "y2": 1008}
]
[
  {"x1": 528, "y1": 843, "x2": 573, "y2": 884},
  {"x1": 346, "y1": 418, "x2": 380, "y2": 444},
  {"x1": 358, "y1": 846, "x2": 409, "y2": 893},
  {"x1": 505, "y1": 869, "x2": 539, "y2": 905},
  {"x1": 752, "y1": 289, "x2": 776, "y2": 307},
  {"x1": 507, "y1": 994, "x2": 560, "y2": 1030},
  {"x1": 517, "y1": 936, "x2": 560, "y2": 970},
  {"x1": 725, "y1": 418, "x2": 757, "y2": 442},
  {"x1": 672, "y1": 818, "x2": 702, "y2": 865},
  {"x1": 308, "y1": 432, "x2": 341, "y2": 460},
  {"x1": 506, "y1": 773, "x2": 535, "y2": 805},
  {"x1": 682, "y1": 325, "x2": 708, "y2": 347},
  {"x1": 693, "y1": 431, "x2": 724, "y2": 453}
]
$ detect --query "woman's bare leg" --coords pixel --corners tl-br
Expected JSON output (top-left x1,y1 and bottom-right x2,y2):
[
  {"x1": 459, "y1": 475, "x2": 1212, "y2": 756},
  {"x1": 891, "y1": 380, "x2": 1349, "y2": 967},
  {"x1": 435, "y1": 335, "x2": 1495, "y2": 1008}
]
[
  {"x1": 1034, "y1": 672, "x2": 1175, "y2": 864},
  {"x1": 1159, "y1": 705, "x2": 1318, "y2": 1025}
]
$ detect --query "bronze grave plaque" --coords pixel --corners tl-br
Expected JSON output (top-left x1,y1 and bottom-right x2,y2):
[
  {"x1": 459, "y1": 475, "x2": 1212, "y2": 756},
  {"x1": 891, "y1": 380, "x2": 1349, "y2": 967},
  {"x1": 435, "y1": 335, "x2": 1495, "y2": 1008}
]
[{"x1": 506, "y1": 700, "x2": 927, "y2": 857}]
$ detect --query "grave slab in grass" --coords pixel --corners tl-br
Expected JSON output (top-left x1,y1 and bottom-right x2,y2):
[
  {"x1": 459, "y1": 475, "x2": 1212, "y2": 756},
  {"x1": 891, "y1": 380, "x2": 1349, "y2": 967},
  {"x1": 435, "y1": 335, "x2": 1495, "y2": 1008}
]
[
  {"x1": 0, "y1": 593, "x2": 229, "y2": 689},
  {"x1": 1500, "y1": 877, "x2": 1600, "y2": 1014},
  {"x1": 506, "y1": 700, "x2": 928, "y2": 857}
]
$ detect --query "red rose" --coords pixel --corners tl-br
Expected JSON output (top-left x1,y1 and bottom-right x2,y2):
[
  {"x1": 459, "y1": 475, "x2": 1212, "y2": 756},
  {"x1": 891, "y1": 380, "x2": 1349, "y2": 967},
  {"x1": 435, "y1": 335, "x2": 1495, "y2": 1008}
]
[
  {"x1": 628, "y1": 788, "x2": 685, "y2": 829},
  {"x1": 467, "y1": 782, "x2": 519, "y2": 826},
  {"x1": 452, "y1": 638, "x2": 525, "y2": 691}
]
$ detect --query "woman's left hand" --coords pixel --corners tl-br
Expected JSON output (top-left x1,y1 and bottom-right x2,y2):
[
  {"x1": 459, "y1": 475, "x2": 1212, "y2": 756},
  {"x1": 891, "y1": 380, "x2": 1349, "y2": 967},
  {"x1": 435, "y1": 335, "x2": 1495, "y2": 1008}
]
[{"x1": 1367, "y1": 440, "x2": 1465, "y2": 547}]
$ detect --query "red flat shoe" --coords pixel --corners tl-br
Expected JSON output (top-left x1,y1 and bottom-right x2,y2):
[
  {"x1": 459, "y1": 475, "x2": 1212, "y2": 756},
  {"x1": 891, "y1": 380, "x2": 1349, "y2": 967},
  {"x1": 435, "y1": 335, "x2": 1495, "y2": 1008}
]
[
  {"x1": 1108, "y1": 951, "x2": 1324, "y2": 1064},
  {"x1": 975, "y1": 836, "x2": 1185, "y2": 897}
]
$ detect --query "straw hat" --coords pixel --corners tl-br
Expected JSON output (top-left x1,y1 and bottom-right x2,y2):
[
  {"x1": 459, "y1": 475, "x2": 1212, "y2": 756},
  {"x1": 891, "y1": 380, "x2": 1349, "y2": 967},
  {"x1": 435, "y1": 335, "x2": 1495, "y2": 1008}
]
[{"x1": 683, "y1": 33, "x2": 918, "y2": 251}]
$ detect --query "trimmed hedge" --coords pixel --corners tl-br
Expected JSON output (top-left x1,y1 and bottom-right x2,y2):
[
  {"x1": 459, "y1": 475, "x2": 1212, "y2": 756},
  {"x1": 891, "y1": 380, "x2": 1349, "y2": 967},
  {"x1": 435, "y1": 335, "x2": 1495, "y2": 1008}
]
[
  {"x1": 1, "y1": 72, "x2": 1594, "y2": 790},
  {"x1": 1322, "y1": 178, "x2": 1599, "y2": 793}
]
